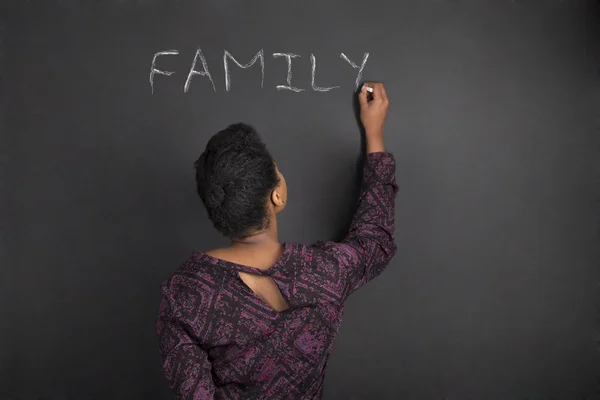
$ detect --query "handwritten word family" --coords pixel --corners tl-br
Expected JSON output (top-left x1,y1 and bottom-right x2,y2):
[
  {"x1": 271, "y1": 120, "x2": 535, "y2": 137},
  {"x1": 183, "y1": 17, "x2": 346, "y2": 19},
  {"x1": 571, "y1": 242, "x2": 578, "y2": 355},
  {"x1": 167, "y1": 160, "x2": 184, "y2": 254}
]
[{"x1": 149, "y1": 48, "x2": 369, "y2": 94}]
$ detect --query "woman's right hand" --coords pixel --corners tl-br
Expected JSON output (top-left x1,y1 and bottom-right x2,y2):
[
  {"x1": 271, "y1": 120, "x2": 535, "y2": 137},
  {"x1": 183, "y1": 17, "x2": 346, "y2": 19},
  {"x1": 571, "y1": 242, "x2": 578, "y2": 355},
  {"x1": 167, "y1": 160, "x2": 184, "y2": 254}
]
[{"x1": 359, "y1": 82, "x2": 389, "y2": 152}]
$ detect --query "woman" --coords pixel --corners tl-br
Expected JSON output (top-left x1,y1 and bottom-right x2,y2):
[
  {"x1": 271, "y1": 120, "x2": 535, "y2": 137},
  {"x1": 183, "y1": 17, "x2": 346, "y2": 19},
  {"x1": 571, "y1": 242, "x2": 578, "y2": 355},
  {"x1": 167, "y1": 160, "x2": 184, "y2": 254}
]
[{"x1": 156, "y1": 82, "x2": 397, "y2": 399}]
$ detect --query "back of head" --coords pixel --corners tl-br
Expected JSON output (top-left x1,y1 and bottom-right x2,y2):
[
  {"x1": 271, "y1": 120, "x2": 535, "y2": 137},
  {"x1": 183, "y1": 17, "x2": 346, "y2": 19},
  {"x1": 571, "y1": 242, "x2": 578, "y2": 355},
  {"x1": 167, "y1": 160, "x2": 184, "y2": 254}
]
[{"x1": 194, "y1": 123, "x2": 279, "y2": 239}]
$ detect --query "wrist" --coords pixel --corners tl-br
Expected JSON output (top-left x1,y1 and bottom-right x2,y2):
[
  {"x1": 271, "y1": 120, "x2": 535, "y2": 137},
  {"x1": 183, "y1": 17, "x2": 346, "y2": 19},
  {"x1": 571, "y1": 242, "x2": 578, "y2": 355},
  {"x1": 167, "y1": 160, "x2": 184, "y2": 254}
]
[
  {"x1": 366, "y1": 137, "x2": 385, "y2": 153},
  {"x1": 365, "y1": 128, "x2": 383, "y2": 137}
]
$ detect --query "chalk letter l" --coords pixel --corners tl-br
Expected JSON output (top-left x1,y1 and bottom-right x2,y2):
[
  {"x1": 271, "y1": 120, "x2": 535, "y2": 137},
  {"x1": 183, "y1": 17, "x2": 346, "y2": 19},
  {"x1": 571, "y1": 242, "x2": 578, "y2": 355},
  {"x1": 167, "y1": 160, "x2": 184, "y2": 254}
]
[{"x1": 310, "y1": 54, "x2": 339, "y2": 92}]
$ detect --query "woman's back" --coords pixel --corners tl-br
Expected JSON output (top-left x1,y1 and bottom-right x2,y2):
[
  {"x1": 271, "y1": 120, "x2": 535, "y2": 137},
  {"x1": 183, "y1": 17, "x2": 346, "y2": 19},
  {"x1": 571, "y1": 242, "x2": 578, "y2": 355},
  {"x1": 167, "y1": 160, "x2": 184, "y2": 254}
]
[
  {"x1": 156, "y1": 83, "x2": 395, "y2": 399},
  {"x1": 205, "y1": 245, "x2": 290, "y2": 312},
  {"x1": 157, "y1": 151, "x2": 397, "y2": 399}
]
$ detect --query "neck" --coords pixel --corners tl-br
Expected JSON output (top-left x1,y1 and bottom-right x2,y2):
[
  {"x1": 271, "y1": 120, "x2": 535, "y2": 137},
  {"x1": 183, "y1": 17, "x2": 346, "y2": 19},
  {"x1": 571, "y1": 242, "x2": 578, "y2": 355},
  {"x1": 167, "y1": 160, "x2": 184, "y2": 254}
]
[{"x1": 229, "y1": 215, "x2": 280, "y2": 249}]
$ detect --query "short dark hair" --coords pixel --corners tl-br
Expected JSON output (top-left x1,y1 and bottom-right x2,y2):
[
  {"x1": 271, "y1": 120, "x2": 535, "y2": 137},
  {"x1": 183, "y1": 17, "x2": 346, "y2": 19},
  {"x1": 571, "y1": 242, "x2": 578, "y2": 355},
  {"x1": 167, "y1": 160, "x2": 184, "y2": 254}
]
[{"x1": 194, "y1": 123, "x2": 280, "y2": 239}]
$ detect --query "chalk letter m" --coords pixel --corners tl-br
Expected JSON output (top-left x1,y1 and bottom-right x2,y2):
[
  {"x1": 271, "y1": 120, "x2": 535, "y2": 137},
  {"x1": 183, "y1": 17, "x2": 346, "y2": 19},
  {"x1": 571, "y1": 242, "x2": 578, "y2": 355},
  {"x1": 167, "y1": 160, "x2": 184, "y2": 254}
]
[{"x1": 223, "y1": 50, "x2": 265, "y2": 91}]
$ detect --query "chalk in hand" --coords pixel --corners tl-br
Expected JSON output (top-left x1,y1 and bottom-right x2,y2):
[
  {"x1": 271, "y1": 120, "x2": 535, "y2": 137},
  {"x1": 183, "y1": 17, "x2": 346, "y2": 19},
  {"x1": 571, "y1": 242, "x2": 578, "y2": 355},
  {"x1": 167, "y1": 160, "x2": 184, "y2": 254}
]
[{"x1": 363, "y1": 84, "x2": 374, "y2": 102}]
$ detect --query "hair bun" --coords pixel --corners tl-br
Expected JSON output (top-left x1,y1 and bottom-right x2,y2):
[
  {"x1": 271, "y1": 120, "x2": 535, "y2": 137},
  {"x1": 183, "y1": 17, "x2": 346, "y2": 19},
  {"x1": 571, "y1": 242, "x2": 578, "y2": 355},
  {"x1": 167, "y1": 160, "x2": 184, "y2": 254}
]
[{"x1": 205, "y1": 182, "x2": 225, "y2": 208}]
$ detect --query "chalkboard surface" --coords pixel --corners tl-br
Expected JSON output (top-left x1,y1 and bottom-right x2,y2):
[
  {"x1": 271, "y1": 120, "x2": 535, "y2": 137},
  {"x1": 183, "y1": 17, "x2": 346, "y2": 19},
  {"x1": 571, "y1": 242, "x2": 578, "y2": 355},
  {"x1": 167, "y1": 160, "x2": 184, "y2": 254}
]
[{"x1": 1, "y1": 1, "x2": 599, "y2": 399}]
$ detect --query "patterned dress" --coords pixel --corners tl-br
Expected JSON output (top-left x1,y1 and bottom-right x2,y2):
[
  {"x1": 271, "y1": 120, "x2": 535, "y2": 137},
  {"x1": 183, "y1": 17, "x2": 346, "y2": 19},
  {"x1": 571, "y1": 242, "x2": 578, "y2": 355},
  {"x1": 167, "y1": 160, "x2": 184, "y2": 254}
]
[{"x1": 156, "y1": 152, "x2": 398, "y2": 399}]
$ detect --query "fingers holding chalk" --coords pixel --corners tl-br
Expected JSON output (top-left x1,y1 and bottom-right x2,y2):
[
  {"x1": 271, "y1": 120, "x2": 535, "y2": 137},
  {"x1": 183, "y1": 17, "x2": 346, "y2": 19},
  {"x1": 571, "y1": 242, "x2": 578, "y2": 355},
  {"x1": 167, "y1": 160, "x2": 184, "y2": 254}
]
[
  {"x1": 360, "y1": 83, "x2": 373, "y2": 92},
  {"x1": 360, "y1": 83, "x2": 374, "y2": 105},
  {"x1": 361, "y1": 82, "x2": 386, "y2": 105},
  {"x1": 359, "y1": 84, "x2": 369, "y2": 106}
]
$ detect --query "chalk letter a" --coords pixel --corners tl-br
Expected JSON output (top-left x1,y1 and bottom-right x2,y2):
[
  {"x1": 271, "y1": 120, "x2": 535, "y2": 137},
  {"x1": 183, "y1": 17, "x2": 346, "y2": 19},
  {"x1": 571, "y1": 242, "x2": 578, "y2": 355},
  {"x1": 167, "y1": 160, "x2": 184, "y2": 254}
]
[{"x1": 185, "y1": 47, "x2": 216, "y2": 92}]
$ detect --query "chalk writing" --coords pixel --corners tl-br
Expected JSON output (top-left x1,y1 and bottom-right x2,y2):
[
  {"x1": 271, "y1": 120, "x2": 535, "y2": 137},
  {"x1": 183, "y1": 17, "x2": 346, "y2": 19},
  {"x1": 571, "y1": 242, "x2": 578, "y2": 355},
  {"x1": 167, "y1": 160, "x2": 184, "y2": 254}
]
[
  {"x1": 340, "y1": 52, "x2": 370, "y2": 90},
  {"x1": 310, "y1": 54, "x2": 339, "y2": 92},
  {"x1": 149, "y1": 49, "x2": 370, "y2": 93},
  {"x1": 185, "y1": 47, "x2": 215, "y2": 92},
  {"x1": 149, "y1": 50, "x2": 178, "y2": 94},
  {"x1": 273, "y1": 53, "x2": 304, "y2": 92},
  {"x1": 224, "y1": 49, "x2": 265, "y2": 92}
]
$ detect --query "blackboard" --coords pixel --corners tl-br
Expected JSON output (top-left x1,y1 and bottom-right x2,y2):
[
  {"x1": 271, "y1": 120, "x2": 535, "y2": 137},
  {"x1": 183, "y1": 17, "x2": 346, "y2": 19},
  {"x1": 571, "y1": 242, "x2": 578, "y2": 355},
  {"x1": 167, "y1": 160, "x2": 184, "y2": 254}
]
[{"x1": 1, "y1": 1, "x2": 599, "y2": 399}]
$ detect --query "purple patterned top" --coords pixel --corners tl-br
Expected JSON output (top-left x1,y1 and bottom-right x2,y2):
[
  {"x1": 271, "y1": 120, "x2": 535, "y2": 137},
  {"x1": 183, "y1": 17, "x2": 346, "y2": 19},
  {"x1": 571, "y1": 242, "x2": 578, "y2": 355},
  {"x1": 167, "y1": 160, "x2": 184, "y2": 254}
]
[{"x1": 156, "y1": 152, "x2": 398, "y2": 399}]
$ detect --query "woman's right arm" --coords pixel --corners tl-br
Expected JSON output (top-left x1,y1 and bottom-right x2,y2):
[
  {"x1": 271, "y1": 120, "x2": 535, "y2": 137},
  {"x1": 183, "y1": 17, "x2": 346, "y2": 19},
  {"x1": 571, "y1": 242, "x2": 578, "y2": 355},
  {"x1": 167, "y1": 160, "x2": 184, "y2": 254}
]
[
  {"x1": 314, "y1": 83, "x2": 398, "y2": 301},
  {"x1": 156, "y1": 281, "x2": 216, "y2": 400}
]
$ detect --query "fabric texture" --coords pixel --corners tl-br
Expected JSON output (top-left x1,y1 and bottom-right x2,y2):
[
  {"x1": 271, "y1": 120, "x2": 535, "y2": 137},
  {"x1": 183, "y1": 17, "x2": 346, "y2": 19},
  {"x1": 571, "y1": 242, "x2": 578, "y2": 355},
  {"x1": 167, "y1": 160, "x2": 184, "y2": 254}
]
[{"x1": 156, "y1": 151, "x2": 398, "y2": 399}]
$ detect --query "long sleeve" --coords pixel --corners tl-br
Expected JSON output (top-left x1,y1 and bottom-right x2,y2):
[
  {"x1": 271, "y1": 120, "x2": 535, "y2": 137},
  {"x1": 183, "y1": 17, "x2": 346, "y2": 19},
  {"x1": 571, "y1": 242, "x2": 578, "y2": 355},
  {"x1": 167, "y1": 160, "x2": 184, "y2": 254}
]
[
  {"x1": 156, "y1": 282, "x2": 217, "y2": 400},
  {"x1": 315, "y1": 151, "x2": 398, "y2": 300}
]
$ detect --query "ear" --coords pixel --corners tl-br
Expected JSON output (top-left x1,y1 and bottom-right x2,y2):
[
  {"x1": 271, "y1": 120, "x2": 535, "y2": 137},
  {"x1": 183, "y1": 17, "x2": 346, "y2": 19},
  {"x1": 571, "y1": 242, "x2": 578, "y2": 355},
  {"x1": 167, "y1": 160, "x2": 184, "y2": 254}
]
[{"x1": 271, "y1": 188, "x2": 284, "y2": 207}]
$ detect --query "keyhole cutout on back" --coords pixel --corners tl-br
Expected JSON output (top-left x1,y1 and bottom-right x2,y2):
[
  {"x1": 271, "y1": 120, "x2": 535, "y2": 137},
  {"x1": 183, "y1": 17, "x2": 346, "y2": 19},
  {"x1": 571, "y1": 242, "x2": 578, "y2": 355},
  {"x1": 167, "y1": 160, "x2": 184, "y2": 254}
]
[{"x1": 238, "y1": 272, "x2": 290, "y2": 313}]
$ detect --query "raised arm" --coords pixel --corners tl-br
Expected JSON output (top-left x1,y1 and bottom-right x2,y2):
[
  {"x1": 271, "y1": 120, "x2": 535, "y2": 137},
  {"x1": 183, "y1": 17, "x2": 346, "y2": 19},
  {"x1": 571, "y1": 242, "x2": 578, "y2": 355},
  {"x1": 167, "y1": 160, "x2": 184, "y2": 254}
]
[
  {"x1": 342, "y1": 82, "x2": 397, "y2": 296},
  {"x1": 156, "y1": 281, "x2": 217, "y2": 400},
  {"x1": 315, "y1": 82, "x2": 398, "y2": 301}
]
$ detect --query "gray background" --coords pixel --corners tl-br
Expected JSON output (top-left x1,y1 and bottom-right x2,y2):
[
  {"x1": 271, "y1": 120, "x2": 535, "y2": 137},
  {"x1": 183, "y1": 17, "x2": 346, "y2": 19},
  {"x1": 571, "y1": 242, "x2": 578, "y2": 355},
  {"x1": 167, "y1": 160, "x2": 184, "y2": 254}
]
[{"x1": 1, "y1": 1, "x2": 599, "y2": 399}]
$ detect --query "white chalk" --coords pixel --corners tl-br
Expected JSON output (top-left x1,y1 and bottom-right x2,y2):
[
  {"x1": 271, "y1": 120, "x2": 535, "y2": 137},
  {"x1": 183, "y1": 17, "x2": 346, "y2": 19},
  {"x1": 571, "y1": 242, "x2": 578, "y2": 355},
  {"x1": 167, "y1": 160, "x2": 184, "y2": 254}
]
[
  {"x1": 310, "y1": 54, "x2": 340, "y2": 92},
  {"x1": 365, "y1": 86, "x2": 373, "y2": 93},
  {"x1": 224, "y1": 49, "x2": 265, "y2": 92},
  {"x1": 341, "y1": 52, "x2": 369, "y2": 90}
]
